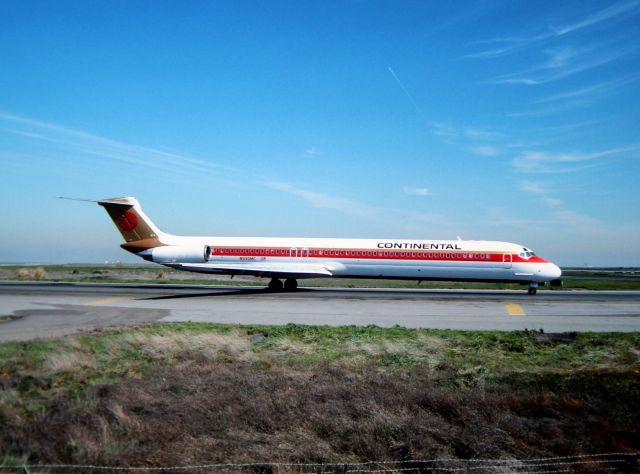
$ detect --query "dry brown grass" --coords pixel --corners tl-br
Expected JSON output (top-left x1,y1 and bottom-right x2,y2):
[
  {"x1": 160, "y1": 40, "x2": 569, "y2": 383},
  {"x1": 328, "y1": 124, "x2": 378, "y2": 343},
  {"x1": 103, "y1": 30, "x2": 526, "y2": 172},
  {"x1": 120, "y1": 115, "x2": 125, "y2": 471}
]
[
  {"x1": 15, "y1": 268, "x2": 31, "y2": 279},
  {"x1": 15, "y1": 267, "x2": 47, "y2": 280},
  {"x1": 1, "y1": 327, "x2": 639, "y2": 471},
  {"x1": 273, "y1": 338, "x2": 312, "y2": 354},
  {"x1": 119, "y1": 331, "x2": 254, "y2": 362},
  {"x1": 2, "y1": 360, "x2": 638, "y2": 469},
  {"x1": 42, "y1": 350, "x2": 94, "y2": 373}
]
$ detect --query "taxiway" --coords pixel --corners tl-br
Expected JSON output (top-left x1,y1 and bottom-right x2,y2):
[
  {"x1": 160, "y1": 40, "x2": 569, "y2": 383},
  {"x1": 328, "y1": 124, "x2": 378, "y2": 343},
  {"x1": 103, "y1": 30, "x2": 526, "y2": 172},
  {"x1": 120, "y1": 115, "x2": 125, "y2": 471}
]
[{"x1": 1, "y1": 282, "x2": 639, "y2": 341}]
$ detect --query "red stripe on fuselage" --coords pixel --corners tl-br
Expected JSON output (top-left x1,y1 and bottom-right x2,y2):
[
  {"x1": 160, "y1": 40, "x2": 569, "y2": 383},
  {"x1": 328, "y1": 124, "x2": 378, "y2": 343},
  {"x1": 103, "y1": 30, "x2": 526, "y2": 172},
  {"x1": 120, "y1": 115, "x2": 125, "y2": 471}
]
[{"x1": 208, "y1": 247, "x2": 548, "y2": 263}]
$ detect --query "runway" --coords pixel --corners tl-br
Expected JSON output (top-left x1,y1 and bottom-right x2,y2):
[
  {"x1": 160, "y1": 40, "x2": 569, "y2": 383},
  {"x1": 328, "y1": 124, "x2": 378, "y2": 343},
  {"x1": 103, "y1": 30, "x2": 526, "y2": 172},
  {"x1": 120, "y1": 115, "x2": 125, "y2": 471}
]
[{"x1": 1, "y1": 282, "x2": 639, "y2": 341}]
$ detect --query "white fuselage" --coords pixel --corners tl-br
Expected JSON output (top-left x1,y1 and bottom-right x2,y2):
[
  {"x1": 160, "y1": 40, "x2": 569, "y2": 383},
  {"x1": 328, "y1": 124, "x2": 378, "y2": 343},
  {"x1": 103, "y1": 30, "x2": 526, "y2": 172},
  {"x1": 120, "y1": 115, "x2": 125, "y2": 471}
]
[{"x1": 149, "y1": 235, "x2": 562, "y2": 284}]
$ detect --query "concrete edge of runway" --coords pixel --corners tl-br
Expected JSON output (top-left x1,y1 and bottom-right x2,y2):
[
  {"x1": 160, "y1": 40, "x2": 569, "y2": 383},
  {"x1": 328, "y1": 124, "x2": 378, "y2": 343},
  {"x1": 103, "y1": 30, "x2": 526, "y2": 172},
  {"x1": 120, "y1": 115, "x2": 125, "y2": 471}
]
[{"x1": 1, "y1": 279, "x2": 640, "y2": 296}]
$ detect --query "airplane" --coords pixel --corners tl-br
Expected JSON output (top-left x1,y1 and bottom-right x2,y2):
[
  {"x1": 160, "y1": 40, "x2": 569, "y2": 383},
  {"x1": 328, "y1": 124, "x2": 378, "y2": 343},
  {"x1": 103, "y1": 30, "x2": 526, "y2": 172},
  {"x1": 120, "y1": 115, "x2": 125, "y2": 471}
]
[{"x1": 89, "y1": 196, "x2": 562, "y2": 295}]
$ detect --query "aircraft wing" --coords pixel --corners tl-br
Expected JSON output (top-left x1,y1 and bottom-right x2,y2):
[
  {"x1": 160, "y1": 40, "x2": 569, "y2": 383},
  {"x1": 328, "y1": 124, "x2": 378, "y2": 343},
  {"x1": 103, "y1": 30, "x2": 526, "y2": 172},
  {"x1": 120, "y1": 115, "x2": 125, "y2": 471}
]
[{"x1": 167, "y1": 261, "x2": 334, "y2": 279}]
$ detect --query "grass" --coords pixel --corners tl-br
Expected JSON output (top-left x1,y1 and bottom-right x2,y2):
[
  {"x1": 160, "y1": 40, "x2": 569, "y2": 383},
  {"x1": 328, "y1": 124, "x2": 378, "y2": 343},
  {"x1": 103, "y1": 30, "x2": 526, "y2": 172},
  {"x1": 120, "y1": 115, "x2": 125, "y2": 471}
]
[
  {"x1": 1, "y1": 324, "x2": 639, "y2": 469},
  {"x1": 2, "y1": 324, "x2": 639, "y2": 378}
]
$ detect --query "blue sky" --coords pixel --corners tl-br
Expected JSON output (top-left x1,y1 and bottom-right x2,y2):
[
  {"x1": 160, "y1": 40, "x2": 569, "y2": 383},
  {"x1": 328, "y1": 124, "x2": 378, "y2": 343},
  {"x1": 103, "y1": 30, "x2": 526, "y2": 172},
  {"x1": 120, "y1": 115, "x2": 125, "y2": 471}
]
[{"x1": 1, "y1": 1, "x2": 639, "y2": 266}]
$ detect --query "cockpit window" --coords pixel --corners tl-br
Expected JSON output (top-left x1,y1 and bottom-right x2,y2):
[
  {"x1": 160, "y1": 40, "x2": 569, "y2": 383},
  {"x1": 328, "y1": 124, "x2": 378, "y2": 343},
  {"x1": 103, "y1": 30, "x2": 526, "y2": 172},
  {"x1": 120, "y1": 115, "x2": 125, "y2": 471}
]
[{"x1": 519, "y1": 249, "x2": 536, "y2": 259}]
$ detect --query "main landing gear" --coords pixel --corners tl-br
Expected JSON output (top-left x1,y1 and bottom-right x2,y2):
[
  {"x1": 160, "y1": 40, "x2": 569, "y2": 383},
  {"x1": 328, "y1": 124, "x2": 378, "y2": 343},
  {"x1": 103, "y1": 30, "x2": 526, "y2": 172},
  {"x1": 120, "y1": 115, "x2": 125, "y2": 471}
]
[
  {"x1": 528, "y1": 282, "x2": 539, "y2": 295},
  {"x1": 268, "y1": 278, "x2": 298, "y2": 291}
]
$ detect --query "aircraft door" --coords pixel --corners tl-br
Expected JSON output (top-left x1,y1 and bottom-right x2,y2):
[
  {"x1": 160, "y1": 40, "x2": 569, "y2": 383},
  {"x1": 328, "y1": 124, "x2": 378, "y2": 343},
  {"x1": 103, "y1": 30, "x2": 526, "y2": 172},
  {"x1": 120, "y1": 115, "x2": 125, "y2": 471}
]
[{"x1": 502, "y1": 253, "x2": 512, "y2": 268}]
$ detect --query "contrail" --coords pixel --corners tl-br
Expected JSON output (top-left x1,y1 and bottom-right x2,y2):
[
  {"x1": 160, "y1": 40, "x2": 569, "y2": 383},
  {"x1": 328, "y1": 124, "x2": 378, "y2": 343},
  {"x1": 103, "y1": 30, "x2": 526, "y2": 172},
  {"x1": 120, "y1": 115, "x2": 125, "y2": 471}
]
[{"x1": 387, "y1": 67, "x2": 423, "y2": 115}]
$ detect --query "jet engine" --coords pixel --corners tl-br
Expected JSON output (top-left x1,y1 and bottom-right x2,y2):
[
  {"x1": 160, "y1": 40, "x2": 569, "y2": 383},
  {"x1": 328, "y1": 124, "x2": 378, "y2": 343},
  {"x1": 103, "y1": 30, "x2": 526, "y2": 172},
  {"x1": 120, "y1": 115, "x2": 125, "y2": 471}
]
[{"x1": 145, "y1": 245, "x2": 211, "y2": 264}]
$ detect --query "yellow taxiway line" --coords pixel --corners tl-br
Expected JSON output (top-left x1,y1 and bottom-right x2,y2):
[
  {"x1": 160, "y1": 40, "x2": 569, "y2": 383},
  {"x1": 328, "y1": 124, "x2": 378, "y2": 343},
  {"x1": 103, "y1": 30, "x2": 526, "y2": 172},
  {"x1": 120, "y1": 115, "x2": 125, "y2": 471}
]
[
  {"x1": 85, "y1": 295, "x2": 137, "y2": 306},
  {"x1": 504, "y1": 303, "x2": 526, "y2": 316}
]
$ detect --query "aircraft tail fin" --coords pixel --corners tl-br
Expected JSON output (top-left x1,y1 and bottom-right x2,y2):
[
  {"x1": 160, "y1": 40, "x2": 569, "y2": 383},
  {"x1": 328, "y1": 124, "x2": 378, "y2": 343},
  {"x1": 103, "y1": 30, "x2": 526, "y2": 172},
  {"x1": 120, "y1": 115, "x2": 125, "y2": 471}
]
[{"x1": 96, "y1": 197, "x2": 167, "y2": 251}]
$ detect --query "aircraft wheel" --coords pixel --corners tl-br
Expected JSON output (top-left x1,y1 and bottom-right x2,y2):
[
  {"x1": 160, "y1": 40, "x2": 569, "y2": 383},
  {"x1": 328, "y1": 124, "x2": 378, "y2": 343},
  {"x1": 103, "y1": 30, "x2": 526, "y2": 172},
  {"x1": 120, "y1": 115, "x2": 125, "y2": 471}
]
[
  {"x1": 284, "y1": 278, "x2": 298, "y2": 291},
  {"x1": 268, "y1": 278, "x2": 284, "y2": 291},
  {"x1": 527, "y1": 287, "x2": 537, "y2": 295}
]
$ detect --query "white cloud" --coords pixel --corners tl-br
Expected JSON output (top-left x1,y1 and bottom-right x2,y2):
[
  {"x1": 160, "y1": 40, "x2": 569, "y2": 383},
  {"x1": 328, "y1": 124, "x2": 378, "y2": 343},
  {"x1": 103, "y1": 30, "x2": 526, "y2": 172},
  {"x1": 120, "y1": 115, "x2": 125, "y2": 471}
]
[
  {"x1": 466, "y1": 1, "x2": 640, "y2": 60},
  {"x1": 552, "y1": 0, "x2": 640, "y2": 35},
  {"x1": 508, "y1": 77, "x2": 637, "y2": 117},
  {"x1": 491, "y1": 46, "x2": 631, "y2": 86},
  {"x1": 463, "y1": 127, "x2": 502, "y2": 141},
  {"x1": 432, "y1": 123, "x2": 502, "y2": 142},
  {"x1": 506, "y1": 100, "x2": 590, "y2": 118},
  {"x1": 512, "y1": 147, "x2": 637, "y2": 172},
  {"x1": 432, "y1": 123, "x2": 504, "y2": 157},
  {"x1": 551, "y1": 208, "x2": 600, "y2": 227},
  {"x1": 430, "y1": 123, "x2": 458, "y2": 143},
  {"x1": 519, "y1": 181, "x2": 549, "y2": 194},
  {"x1": 403, "y1": 186, "x2": 432, "y2": 196},
  {"x1": 0, "y1": 112, "x2": 234, "y2": 178},
  {"x1": 469, "y1": 145, "x2": 499, "y2": 157},
  {"x1": 305, "y1": 147, "x2": 321, "y2": 157},
  {"x1": 538, "y1": 77, "x2": 636, "y2": 103},
  {"x1": 544, "y1": 47, "x2": 576, "y2": 69},
  {"x1": 264, "y1": 181, "x2": 377, "y2": 218},
  {"x1": 518, "y1": 181, "x2": 562, "y2": 207},
  {"x1": 464, "y1": 33, "x2": 551, "y2": 60}
]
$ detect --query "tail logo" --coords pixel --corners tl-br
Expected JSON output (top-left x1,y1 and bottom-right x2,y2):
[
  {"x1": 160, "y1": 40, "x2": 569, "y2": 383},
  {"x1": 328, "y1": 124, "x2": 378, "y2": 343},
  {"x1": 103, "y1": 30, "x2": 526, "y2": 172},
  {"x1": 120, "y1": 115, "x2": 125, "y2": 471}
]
[{"x1": 116, "y1": 210, "x2": 139, "y2": 232}]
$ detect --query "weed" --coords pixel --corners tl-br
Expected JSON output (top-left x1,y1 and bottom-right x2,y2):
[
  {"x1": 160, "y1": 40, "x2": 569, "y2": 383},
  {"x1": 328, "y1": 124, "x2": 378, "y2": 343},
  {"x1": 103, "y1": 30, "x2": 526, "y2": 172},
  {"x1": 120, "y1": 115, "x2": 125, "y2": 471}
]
[{"x1": 0, "y1": 325, "x2": 639, "y2": 466}]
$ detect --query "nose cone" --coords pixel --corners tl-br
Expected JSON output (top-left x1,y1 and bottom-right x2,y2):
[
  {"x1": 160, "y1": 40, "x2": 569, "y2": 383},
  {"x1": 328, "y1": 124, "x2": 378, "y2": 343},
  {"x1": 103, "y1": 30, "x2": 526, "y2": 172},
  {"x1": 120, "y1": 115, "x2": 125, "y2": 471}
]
[{"x1": 546, "y1": 263, "x2": 562, "y2": 280}]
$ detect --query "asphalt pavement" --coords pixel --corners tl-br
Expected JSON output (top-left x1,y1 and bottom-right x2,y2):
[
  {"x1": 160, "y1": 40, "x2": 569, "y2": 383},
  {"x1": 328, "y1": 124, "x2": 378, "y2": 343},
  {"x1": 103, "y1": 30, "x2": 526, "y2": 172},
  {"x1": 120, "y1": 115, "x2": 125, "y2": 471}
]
[{"x1": 1, "y1": 282, "x2": 639, "y2": 341}]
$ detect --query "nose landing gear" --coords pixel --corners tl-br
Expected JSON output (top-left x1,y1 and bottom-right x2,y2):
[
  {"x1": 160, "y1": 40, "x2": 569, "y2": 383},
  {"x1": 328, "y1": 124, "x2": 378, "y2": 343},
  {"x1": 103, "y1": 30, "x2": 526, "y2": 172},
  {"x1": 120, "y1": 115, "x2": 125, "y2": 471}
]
[{"x1": 528, "y1": 282, "x2": 539, "y2": 295}]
